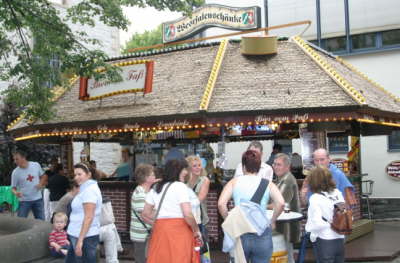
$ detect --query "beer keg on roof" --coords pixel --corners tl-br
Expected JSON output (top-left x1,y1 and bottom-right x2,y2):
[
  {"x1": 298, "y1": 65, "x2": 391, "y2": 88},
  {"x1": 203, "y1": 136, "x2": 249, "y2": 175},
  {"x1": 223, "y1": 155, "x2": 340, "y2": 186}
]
[{"x1": 240, "y1": 35, "x2": 278, "y2": 55}]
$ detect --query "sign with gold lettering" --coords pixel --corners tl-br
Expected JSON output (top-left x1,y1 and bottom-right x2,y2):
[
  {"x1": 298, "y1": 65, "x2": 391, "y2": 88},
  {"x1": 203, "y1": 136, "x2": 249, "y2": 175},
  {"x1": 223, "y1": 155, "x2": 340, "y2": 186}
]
[
  {"x1": 162, "y1": 4, "x2": 261, "y2": 43},
  {"x1": 255, "y1": 113, "x2": 310, "y2": 123},
  {"x1": 79, "y1": 61, "x2": 154, "y2": 100}
]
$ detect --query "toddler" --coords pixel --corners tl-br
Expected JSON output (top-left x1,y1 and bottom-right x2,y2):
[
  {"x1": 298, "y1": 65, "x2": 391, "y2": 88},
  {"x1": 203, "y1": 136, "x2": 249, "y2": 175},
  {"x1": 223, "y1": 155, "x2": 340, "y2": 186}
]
[{"x1": 49, "y1": 212, "x2": 70, "y2": 257}]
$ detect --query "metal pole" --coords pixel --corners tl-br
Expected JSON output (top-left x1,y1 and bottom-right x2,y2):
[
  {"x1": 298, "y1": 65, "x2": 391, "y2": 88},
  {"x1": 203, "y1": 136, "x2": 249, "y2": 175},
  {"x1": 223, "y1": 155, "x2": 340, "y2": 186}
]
[
  {"x1": 264, "y1": 0, "x2": 269, "y2": 27},
  {"x1": 344, "y1": 0, "x2": 351, "y2": 53},
  {"x1": 316, "y1": 0, "x2": 322, "y2": 47},
  {"x1": 264, "y1": 0, "x2": 269, "y2": 34}
]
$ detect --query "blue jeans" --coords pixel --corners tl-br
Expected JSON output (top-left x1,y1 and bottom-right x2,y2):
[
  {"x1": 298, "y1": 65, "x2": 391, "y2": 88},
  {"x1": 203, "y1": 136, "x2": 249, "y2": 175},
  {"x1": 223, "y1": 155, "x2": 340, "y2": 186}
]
[
  {"x1": 65, "y1": 235, "x2": 99, "y2": 263},
  {"x1": 312, "y1": 237, "x2": 345, "y2": 263},
  {"x1": 297, "y1": 232, "x2": 310, "y2": 263},
  {"x1": 17, "y1": 198, "x2": 45, "y2": 220},
  {"x1": 50, "y1": 245, "x2": 69, "y2": 258},
  {"x1": 239, "y1": 227, "x2": 273, "y2": 263}
]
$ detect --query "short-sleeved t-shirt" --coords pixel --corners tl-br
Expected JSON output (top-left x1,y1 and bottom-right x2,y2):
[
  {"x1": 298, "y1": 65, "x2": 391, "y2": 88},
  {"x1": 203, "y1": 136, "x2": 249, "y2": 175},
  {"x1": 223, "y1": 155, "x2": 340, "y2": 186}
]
[
  {"x1": 11, "y1": 161, "x2": 44, "y2": 201},
  {"x1": 67, "y1": 179, "x2": 102, "y2": 238},
  {"x1": 187, "y1": 187, "x2": 201, "y2": 224},
  {"x1": 234, "y1": 162, "x2": 273, "y2": 181},
  {"x1": 130, "y1": 185, "x2": 152, "y2": 242},
  {"x1": 306, "y1": 164, "x2": 354, "y2": 201},
  {"x1": 116, "y1": 162, "x2": 133, "y2": 179},
  {"x1": 145, "y1": 182, "x2": 190, "y2": 219}
]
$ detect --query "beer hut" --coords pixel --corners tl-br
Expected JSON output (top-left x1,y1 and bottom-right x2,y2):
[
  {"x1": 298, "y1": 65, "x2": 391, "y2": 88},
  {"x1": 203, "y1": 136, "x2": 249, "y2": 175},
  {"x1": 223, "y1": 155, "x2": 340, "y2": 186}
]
[{"x1": 7, "y1": 10, "x2": 400, "y2": 250}]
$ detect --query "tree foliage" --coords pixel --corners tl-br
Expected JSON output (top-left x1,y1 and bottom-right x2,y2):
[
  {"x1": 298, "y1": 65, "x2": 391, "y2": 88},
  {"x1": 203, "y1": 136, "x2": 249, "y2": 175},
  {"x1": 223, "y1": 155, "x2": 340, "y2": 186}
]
[
  {"x1": 0, "y1": 102, "x2": 59, "y2": 185},
  {"x1": 123, "y1": 24, "x2": 163, "y2": 53},
  {"x1": 0, "y1": 0, "x2": 203, "y2": 121}
]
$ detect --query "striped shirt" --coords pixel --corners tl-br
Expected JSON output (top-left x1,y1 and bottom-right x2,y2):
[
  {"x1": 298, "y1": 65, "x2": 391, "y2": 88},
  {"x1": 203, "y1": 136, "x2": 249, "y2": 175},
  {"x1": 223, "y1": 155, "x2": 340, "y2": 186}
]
[
  {"x1": 130, "y1": 185, "x2": 152, "y2": 242},
  {"x1": 49, "y1": 229, "x2": 68, "y2": 248}
]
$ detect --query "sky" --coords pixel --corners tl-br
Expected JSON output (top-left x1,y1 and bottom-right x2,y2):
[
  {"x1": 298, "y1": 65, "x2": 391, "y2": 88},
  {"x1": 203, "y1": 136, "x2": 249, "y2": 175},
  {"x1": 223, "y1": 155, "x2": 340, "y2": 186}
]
[{"x1": 119, "y1": 6, "x2": 181, "y2": 46}]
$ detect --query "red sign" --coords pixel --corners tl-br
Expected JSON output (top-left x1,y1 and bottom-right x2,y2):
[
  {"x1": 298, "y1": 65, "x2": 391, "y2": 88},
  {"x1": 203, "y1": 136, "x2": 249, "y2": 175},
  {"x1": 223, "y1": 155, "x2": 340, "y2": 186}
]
[
  {"x1": 79, "y1": 61, "x2": 154, "y2": 100},
  {"x1": 386, "y1": 160, "x2": 400, "y2": 180}
]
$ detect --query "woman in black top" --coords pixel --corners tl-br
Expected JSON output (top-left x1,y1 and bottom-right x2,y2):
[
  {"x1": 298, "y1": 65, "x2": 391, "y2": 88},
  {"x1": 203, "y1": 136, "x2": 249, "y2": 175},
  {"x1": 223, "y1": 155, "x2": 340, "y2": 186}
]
[{"x1": 47, "y1": 164, "x2": 70, "y2": 218}]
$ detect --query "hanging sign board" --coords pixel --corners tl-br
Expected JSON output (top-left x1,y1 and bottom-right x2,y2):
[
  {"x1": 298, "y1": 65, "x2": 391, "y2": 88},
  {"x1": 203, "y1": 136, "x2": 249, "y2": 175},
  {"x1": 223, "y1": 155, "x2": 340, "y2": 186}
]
[
  {"x1": 386, "y1": 160, "x2": 400, "y2": 180},
  {"x1": 299, "y1": 124, "x2": 326, "y2": 170},
  {"x1": 79, "y1": 61, "x2": 154, "y2": 100},
  {"x1": 162, "y1": 4, "x2": 261, "y2": 43}
]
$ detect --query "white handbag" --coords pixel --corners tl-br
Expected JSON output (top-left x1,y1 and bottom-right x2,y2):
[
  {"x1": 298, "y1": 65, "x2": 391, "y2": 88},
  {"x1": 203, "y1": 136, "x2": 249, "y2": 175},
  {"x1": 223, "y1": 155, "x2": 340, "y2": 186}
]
[{"x1": 100, "y1": 200, "x2": 115, "y2": 226}]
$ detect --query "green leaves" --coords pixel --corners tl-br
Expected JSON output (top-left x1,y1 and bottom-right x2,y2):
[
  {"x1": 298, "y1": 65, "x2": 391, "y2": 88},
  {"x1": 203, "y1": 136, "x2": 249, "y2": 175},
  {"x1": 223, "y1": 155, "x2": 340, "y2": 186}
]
[
  {"x1": 122, "y1": 0, "x2": 203, "y2": 14},
  {"x1": 122, "y1": 24, "x2": 163, "y2": 52},
  {"x1": 1, "y1": 0, "x2": 203, "y2": 122}
]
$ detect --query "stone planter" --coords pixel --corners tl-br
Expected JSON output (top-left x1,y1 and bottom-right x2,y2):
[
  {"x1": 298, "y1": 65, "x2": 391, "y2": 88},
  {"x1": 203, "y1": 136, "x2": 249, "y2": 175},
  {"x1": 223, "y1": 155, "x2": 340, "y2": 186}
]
[{"x1": 0, "y1": 215, "x2": 52, "y2": 262}]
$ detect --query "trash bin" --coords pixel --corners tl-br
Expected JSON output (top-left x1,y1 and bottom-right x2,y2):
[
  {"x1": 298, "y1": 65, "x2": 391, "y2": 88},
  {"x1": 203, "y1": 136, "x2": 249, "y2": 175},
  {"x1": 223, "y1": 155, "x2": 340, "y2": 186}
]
[{"x1": 270, "y1": 232, "x2": 288, "y2": 263}]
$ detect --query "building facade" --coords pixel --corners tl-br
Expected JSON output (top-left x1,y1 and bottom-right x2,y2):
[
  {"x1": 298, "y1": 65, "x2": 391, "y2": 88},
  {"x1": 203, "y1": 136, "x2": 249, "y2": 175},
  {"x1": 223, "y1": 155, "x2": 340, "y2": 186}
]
[
  {"x1": 0, "y1": 0, "x2": 122, "y2": 173},
  {"x1": 205, "y1": 0, "x2": 400, "y2": 199},
  {"x1": 0, "y1": 0, "x2": 120, "y2": 93}
]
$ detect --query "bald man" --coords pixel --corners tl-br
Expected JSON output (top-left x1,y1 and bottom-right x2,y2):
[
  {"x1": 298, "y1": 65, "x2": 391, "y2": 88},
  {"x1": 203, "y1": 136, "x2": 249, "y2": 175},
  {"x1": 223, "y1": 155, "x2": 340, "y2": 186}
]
[{"x1": 300, "y1": 148, "x2": 355, "y2": 206}]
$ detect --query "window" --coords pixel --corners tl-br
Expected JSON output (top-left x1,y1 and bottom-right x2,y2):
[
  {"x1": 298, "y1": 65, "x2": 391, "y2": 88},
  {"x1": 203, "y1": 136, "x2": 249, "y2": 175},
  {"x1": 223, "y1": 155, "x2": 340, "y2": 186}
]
[
  {"x1": 274, "y1": 139, "x2": 292, "y2": 155},
  {"x1": 382, "y1": 29, "x2": 400, "y2": 47},
  {"x1": 351, "y1": 33, "x2": 376, "y2": 50},
  {"x1": 45, "y1": 55, "x2": 61, "y2": 89},
  {"x1": 328, "y1": 133, "x2": 348, "y2": 153},
  {"x1": 326, "y1": 37, "x2": 347, "y2": 52},
  {"x1": 33, "y1": 35, "x2": 61, "y2": 89},
  {"x1": 388, "y1": 130, "x2": 400, "y2": 151},
  {"x1": 311, "y1": 29, "x2": 400, "y2": 55}
]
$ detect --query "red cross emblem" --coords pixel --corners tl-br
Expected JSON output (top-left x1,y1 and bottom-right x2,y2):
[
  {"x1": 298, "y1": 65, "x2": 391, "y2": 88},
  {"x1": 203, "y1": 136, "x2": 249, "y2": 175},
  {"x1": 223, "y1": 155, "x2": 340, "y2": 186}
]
[{"x1": 26, "y1": 174, "x2": 34, "y2": 182}]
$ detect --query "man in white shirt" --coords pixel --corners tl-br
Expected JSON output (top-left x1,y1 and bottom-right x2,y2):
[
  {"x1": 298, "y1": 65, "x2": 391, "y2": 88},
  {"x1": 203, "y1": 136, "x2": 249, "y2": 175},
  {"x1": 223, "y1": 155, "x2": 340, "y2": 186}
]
[
  {"x1": 234, "y1": 141, "x2": 273, "y2": 181},
  {"x1": 11, "y1": 150, "x2": 46, "y2": 220}
]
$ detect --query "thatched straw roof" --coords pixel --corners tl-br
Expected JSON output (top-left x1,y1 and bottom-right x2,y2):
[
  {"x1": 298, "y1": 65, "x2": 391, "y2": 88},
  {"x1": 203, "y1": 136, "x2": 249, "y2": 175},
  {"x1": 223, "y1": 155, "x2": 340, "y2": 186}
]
[{"x1": 9, "y1": 37, "x2": 400, "y2": 139}]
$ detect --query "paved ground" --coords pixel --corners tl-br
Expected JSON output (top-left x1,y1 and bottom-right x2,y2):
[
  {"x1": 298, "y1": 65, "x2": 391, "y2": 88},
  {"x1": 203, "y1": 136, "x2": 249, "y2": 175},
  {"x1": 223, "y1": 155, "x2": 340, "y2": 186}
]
[
  {"x1": 14, "y1": 245, "x2": 400, "y2": 263},
  {"x1": 2, "y1": 209, "x2": 399, "y2": 263},
  {"x1": 35, "y1": 254, "x2": 400, "y2": 263},
  {"x1": 111, "y1": 221, "x2": 400, "y2": 263}
]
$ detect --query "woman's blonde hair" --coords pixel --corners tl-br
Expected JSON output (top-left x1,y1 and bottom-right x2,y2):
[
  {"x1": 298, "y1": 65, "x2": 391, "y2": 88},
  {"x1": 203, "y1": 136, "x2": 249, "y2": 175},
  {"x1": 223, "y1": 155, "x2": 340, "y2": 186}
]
[{"x1": 186, "y1": 155, "x2": 207, "y2": 177}]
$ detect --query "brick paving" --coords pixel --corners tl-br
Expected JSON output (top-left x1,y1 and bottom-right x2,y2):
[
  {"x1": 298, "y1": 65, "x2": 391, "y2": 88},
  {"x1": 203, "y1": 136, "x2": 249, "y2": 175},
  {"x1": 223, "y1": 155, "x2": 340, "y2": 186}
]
[{"x1": 2, "y1": 208, "x2": 399, "y2": 263}]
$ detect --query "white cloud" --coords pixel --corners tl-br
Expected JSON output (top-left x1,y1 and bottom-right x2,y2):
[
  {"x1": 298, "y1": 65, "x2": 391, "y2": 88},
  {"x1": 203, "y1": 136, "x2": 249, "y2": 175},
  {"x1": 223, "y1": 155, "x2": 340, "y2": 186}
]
[{"x1": 120, "y1": 6, "x2": 181, "y2": 46}]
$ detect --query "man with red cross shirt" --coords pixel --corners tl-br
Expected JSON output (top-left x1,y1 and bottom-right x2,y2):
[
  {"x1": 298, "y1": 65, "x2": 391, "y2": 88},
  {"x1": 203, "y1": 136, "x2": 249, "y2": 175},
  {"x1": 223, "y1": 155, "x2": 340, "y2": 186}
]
[{"x1": 11, "y1": 150, "x2": 46, "y2": 220}]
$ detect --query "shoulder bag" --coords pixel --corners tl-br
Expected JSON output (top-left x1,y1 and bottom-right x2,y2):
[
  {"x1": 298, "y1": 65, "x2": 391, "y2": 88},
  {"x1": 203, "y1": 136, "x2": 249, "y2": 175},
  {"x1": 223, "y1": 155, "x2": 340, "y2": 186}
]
[
  {"x1": 319, "y1": 192, "x2": 353, "y2": 235},
  {"x1": 251, "y1": 178, "x2": 269, "y2": 204}
]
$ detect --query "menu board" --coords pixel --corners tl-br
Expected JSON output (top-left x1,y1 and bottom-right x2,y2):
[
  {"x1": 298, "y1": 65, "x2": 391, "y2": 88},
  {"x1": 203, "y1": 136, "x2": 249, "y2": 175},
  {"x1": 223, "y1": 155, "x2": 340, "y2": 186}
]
[
  {"x1": 386, "y1": 160, "x2": 400, "y2": 180},
  {"x1": 299, "y1": 124, "x2": 326, "y2": 170}
]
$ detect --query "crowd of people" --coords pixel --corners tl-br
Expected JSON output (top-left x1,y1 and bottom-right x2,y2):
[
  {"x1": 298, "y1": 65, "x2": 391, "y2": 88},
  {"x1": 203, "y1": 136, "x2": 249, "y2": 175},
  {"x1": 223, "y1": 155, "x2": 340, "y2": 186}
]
[{"x1": 9, "y1": 140, "x2": 355, "y2": 263}]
